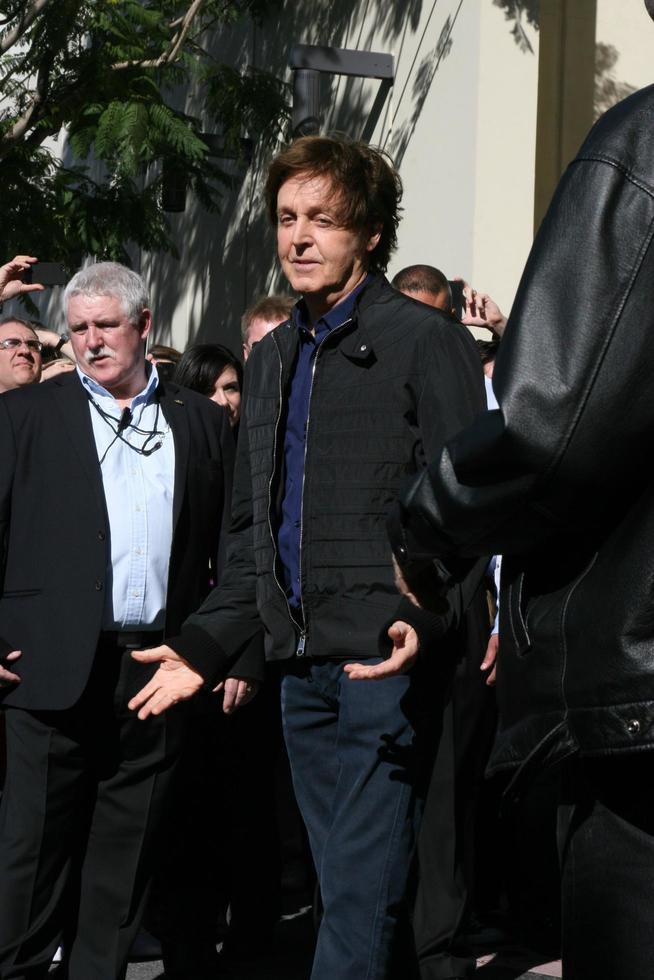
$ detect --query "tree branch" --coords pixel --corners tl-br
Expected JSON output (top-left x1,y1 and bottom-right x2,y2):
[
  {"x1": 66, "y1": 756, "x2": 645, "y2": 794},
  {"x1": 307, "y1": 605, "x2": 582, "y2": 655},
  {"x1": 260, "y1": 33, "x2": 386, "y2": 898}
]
[
  {"x1": 112, "y1": 0, "x2": 206, "y2": 71},
  {"x1": 0, "y1": 52, "x2": 54, "y2": 156},
  {"x1": 0, "y1": 0, "x2": 56, "y2": 55}
]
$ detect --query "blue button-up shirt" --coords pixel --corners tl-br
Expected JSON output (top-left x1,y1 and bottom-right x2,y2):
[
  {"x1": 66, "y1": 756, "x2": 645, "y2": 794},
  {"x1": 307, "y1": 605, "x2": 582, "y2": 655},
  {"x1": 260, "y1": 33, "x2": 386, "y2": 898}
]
[
  {"x1": 278, "y1": 278, "x2": 370, "y2": 612},
  {"x1": 78, "y1": 365, "x2": 176, "y2": 630}
]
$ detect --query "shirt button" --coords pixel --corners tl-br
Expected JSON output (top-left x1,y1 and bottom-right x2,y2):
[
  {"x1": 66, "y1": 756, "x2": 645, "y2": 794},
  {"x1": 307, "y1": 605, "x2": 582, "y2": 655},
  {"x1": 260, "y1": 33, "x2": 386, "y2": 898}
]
[
  {"x1": 135, "y1": 505, "x2": 142, "y2": 512},
  {"x1": 132, "y1": 590, "x2": 141, "y2": 598},
  {"x1": 134, "y1": 547, "x2": 143, "y2": 555},
  {"x1": 627, "y1": 719, "x2": 641, "y2": 735},
  {"x1": 130, "y1": 468, "x2": 137, "y2": 476},
  {"x1": 94, "y1": 580, "x2": 103, "y2": 591},
  {"x1": 360, "y1": 344, "x2": 367, "y2": 352}
]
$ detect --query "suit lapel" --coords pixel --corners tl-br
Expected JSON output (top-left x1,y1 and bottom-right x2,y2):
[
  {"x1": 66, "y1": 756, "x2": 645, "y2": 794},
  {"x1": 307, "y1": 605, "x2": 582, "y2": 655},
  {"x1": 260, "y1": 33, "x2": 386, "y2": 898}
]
[
  {"x1": 51, "y1": 373, "x2": 106, "y2": 511},
  {"x1": 158, "y1": 384, "x2": 190, "y2": 536}
]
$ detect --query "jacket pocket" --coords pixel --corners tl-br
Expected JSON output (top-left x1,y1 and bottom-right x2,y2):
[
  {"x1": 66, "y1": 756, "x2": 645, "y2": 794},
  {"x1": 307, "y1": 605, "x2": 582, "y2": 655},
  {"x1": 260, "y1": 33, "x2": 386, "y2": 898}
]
[{"x1": 2, "y1": 589, "x2": 43, "y2": 598}]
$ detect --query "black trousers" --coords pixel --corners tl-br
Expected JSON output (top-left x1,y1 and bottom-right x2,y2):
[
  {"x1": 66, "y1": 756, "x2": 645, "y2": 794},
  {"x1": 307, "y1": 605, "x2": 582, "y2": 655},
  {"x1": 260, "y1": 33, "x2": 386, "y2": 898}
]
[
  {"x1": 154, "y1": 670, "x2": 283, "y2": 979},
  {"x1": 413, "y1": 590, "x2": 497, "y2": 980},
  {"x1": 558, "y1": 754, "x2": 654, "y2": 980},
  {"x1": 0, "y1": 639, "x2": 185, "y2": 980}
]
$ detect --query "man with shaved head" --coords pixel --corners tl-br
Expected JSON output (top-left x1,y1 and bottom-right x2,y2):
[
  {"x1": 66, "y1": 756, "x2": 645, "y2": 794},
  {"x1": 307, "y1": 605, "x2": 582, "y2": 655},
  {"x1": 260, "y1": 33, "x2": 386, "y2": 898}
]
[{"x1": 391, "y1": 263, "x2": 453, "y2": 312}]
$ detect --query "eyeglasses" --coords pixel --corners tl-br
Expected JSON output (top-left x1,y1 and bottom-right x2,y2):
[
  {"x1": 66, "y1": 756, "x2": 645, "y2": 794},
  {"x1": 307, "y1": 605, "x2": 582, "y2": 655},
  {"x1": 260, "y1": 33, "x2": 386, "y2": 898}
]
[{"x1": 0, "y1": 338, "x2": 43, "y2": 353}]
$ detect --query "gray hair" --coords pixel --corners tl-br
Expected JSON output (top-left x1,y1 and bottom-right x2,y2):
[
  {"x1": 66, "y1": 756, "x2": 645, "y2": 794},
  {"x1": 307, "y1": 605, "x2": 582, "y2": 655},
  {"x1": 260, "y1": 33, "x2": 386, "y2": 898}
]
[{"x1": 64, "y1": 262, "x2": 149, "y2": 325}]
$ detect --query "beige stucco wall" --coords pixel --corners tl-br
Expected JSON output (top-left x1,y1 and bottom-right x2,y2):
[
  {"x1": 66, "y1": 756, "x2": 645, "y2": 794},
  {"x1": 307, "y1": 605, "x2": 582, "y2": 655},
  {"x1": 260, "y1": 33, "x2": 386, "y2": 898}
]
[
  {"x1": 142, "y1": 0, "x2": 540, "y2": 353},
  {"x1": 595, "y1": 0, "x2": 652, "y2": 109}
]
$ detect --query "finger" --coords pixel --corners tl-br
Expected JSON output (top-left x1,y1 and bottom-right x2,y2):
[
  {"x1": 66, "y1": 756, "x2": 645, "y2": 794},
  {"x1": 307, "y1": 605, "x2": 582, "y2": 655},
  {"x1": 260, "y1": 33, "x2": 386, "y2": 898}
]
[
  {"x1": 18, "y1": 284, "x2": 45, "y2": 293},
  {"x1": 481, "y1": 635, "x2": 499, "y2": 671},
  {"x1": 4, "y1": 650, "x2": 22, "y2": 661},
  {"x1": 211, "y1": 681, "x2": 225, "y2": 693},
  {"x1": 343, "y1": 661, "x2": 387, "y2": 680},
  {"x1": 343, "y1": 655, "x2": 408, "y2": 680},
  {"x1": 222, "y1": 679, "x2": 242, "y2": 714},
  {"x1": 142, "y1": 690, "x2": 178, "y2": 719},
  {"x1": 127, "y1": 677, "x2": 161, "y2": 712},
  {"x1": 0, "y1": 668, "x2": 21, "y2": 684},
  {"x1": 233, "y1": 679, "x2": 258, "y2": 709},
  {"x1": 486, "y1": 665, "x2": 497, "y2": 687},
  {"x1": 131, "y1": 645, "x2": 178, "y2": 663}
]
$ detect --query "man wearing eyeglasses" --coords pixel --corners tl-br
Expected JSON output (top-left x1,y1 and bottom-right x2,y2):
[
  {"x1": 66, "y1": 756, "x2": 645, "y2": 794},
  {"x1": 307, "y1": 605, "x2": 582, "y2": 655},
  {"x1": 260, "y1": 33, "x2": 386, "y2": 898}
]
[{"x1": 0, "y1": 317, "x2": 43, "y2": 392}]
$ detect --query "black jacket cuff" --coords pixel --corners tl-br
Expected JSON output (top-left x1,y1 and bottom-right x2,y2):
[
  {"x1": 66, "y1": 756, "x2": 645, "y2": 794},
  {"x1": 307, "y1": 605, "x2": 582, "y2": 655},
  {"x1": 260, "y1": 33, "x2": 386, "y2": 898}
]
[
  {"x1": 165, "y1": 625, "x2": 230, "y2": 687},
  {"x1": 0, "y1": 636, "x2": 14, "y2": 660},
  {"x1": 226, "y1": 633, "x2": 266, "y2": 685},
  {"x1": 379, "y1": 596, "x2": 453, "y2": 658}
]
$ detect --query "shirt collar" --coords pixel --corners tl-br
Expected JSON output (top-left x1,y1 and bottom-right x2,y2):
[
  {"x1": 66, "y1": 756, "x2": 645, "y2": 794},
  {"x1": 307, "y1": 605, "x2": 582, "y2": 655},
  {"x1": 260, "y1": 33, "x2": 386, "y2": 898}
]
[
  {"x1": 295, "y1": 273, "x2": 373, "y2": 335},
  {"x1": 77, "y1": 361, "x2": 159, "y2": 410}
]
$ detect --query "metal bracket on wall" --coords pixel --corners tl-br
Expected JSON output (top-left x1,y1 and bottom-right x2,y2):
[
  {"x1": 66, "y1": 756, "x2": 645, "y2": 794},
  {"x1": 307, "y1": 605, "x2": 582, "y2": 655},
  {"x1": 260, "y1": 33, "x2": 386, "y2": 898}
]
[{"x1": 289, "y1": 43, "x2": 395, "y2": 142}]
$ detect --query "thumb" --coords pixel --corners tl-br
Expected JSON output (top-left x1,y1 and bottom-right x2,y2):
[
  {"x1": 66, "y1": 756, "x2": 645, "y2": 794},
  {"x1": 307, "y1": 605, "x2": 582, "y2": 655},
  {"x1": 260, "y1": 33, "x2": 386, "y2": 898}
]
[
  {"x1": 388, "y1": 623, "x2": 402, "y2": 643},
  {"x1": 130, "y1": 649, "x2": 167, "y2": 662}
]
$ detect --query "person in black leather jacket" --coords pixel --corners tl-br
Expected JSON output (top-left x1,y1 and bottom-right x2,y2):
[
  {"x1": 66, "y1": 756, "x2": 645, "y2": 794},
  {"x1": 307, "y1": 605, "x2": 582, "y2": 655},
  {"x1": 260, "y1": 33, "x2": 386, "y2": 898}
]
[
  {"x1": 389, "y1": 5, "x2": 654, "y2": 976},
  {"x1": 130, "y1": 134, "x2": 486, "y2": 980}
]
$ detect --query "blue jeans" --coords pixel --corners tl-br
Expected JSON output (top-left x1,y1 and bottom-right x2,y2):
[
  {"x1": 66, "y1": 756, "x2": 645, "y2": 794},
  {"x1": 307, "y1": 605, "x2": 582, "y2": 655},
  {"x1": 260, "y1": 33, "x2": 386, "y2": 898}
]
[{"x1": 281, "y1": 657, "x2": 427, "y2": 980}]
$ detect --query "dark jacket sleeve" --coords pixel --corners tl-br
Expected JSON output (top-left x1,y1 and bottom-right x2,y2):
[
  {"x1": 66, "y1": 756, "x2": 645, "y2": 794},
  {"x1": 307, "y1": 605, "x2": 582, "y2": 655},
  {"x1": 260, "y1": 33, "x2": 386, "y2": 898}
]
[
  {"x1": 165, "y1": 383, "x2": 264, "y2": 686},
  {"x1": 386, "y1": 315, "x2": 488, "y2": 643},
  {"x1": 390, "y1": 137, "x2": 654, "y2": 573},
  {"x1": 0, "y1": 398, "x2": 16, "y2": 659}
]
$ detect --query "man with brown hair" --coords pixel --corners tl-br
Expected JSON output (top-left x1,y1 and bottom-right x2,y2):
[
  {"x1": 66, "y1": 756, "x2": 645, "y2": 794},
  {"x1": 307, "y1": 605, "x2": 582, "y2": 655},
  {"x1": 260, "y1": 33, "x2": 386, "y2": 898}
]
[
  {"x1": 240, "y1": 293, "x2": 295, "y2": 360},
  {"x1": 132, "y1": 134, "x2": 485, "y2": 979}
]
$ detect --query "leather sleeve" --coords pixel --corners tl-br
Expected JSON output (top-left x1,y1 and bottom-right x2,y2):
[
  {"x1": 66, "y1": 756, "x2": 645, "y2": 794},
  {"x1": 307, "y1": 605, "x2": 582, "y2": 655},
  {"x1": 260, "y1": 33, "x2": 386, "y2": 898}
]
[{"x1": 390, "y1": 142, "x2": 654, "y2": 573}]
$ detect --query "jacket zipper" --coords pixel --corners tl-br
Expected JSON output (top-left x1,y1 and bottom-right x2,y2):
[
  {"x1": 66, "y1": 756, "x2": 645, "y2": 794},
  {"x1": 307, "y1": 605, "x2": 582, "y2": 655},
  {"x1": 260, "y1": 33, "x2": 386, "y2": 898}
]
[
  {"x1": 296, "y1": 316, "x2": 353, "y2": 655},
  {"x1": 268, "y1": 334, "x2": 304, "y2": 648}
]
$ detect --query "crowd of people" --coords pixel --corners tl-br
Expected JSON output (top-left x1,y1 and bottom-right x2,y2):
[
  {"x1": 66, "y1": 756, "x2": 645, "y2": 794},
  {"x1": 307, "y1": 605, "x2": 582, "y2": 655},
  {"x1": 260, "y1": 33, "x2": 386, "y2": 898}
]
[{"x1": 2, "y1": 16, "x2": 654, "y2": 976}]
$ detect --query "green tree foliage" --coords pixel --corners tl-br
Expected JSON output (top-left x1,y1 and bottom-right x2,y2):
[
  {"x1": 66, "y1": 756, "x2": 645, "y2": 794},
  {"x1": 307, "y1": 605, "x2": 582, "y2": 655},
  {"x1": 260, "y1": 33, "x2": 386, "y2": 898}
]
[{"x1": 0, "y1": 0, "x2": 288, "y2": 266}]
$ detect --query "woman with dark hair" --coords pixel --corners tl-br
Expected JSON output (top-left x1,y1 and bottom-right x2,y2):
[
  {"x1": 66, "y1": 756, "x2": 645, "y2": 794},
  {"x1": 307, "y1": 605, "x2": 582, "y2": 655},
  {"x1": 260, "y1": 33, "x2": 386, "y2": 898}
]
[{"x1": 174, "y1": 343, "x2": 243, "y2": 428}]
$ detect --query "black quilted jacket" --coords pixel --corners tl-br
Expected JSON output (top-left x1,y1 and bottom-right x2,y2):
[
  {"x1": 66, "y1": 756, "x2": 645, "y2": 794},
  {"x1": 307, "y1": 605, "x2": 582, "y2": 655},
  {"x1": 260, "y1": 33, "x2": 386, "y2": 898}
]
[{"x1": 170, "y1": 275, "x2": 485, "y2": 682}]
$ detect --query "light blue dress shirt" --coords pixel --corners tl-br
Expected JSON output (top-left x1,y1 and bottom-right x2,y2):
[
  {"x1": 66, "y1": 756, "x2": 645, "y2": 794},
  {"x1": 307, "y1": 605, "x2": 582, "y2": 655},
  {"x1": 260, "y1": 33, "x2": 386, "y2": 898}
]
[{"x1": 77, "y1": 365, "x2": 176, "y2": 630}]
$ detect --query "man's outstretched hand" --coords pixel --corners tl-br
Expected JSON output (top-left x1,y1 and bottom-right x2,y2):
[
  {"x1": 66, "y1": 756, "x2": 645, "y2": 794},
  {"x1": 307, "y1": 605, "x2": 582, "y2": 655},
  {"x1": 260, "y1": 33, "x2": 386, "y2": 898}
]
[
  {"x1": 127, "y1": 645, "x2": 260, "y2": 719},
  {"x1": 128, "y1": 645, "x2": 203, "y2": 719},
  {"x1": 343, "y1": 621, "x2": 419, "y2": 680}
]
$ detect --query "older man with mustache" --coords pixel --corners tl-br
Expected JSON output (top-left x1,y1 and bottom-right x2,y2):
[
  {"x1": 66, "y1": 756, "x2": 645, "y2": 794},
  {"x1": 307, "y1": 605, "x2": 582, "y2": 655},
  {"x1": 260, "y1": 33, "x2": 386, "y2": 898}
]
[{"x1": 0, "y1": 262, "x2": 254, "y2": 980}]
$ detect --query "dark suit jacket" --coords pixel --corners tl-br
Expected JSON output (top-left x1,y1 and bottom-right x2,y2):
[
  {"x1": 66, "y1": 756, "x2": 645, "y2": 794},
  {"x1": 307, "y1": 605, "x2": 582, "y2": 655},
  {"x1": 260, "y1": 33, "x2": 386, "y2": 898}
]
[{"x1": 0, "y1": 369, "x2": 245, "y2": 711}]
